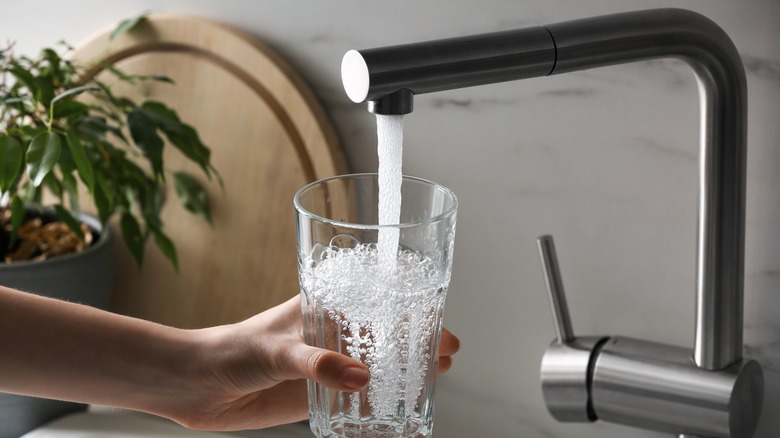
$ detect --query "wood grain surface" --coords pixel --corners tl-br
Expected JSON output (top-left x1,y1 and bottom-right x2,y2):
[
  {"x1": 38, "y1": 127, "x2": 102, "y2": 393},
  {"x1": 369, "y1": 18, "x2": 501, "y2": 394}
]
[{"x1": 72, "y1": 15, "x2": 347, "y2": 328}]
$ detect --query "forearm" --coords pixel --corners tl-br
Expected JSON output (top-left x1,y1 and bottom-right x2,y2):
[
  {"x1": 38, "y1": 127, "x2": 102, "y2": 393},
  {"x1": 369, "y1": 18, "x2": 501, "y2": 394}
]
[
  {"x1": 0, "y1": 287, "x2": 412, "y2": 431},
  {"x1": 0, "y1": 285, "x2": 204, "y2": 415}
]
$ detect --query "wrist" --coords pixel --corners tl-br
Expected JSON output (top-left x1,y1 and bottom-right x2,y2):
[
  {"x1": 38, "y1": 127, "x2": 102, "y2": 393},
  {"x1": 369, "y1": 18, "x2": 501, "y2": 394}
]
[
  {"x1": 142, "y1": 323, "x2": 259, "y2": 430},
  {"x1": 129, "y1": 326, "x2": 216, "y2": 423}
]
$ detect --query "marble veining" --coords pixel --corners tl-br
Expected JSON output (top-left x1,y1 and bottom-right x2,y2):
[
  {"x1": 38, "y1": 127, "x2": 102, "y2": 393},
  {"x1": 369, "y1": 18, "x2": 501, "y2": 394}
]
[
  {"x1": 4, "y1": 1, "x2": 780, "y2": 437},
  {"x1": 429, "y1": 98, "x2": 475, "y2": 110},
  {"x1": 425, "y1": 96, "x2": 528, "y2": 111},
  {"x1": 631, "y1": 137, "x2": 697, "y2": 162},
  {"x1": 537, "y1": 87, "x2": 598, "y2": 98},
  {"x1": 742, "y1": 54, "x2": 780, "y2": 82}
]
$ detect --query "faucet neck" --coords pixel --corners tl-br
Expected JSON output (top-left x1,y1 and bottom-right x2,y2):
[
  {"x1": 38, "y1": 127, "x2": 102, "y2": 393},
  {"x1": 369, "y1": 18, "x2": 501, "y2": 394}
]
[
  {"x1": 343, "y1": 8, "x2": 747, "y2": 370},
  {"x1": 547, "y1": 8, "x2": 747, "y2": 370}
]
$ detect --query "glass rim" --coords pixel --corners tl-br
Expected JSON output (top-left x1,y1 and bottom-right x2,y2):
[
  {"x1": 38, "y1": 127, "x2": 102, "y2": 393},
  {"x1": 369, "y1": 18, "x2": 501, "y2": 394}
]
[{"x1": 294, "y1": 173, "x2": 458, "y2": 230}]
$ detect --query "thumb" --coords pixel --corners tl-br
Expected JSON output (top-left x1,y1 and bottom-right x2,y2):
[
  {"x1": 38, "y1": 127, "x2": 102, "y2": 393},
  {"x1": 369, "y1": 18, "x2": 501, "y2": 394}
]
[{"x1": 276, "y1": 345, "x2": 369, "y2": 392}]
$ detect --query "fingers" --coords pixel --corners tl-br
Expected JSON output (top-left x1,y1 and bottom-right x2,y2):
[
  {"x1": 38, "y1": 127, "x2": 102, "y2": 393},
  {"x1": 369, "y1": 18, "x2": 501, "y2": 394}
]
[
  {"x1": 247, "y1": 296, "x2": 370, "y2": 393},
  {"x1": 275, "y1": 332, "x2": 457, "y2": 389},
  {"x1": 296, "y1": 329, "x2": 460, "y2": 382},
  {"x1": 274, "y1": 344, "x2": 369, "y2": 392},
  {"x1": 266, "y1": 302, "x2": 459, "y2": 389},
  {"x1": 437, "y1": 328, "x2": 460, "y2": 375},
  {"x1": 437, "y1": 356, "x2": 453, "y2": 374},
  {"x1": 439, "y1": 328, "x2": 460, "y2": 357}
]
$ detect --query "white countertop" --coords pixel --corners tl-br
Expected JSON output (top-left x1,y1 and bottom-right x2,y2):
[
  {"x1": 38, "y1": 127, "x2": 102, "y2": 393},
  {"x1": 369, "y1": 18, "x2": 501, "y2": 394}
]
[{"x1": 21, "y1": 407, "x2": 313, "y2": 438}]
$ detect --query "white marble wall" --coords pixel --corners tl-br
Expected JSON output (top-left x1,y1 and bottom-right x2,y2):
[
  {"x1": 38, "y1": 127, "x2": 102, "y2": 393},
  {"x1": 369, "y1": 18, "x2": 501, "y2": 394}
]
[{"x1": 4, "y1": 1, "x2": 779, "y2": 436}]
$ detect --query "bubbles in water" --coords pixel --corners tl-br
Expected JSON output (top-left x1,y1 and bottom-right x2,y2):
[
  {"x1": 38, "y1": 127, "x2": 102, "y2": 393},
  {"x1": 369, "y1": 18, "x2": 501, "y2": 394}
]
[
  {"x1": 301, "y1": 243, "x2": 448, "y2": 420},
  {"x1": 309, "y1": 243, "x2": 328, "y2": 263},
  {"x1": 329, "y1": 234, "x2": 361, "y2": 249}
]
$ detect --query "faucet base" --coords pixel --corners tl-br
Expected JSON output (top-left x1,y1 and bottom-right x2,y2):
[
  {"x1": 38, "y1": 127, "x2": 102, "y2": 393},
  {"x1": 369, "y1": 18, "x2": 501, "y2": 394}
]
[{"x1": 591, "y1": 336, "x2": 763, "y2": 438}]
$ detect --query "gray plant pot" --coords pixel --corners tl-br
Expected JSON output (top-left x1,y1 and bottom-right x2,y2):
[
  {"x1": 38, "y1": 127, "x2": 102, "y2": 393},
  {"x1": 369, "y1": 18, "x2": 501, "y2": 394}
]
[{"x1": 0, "y1": 212, "x2": 114, "y2": 438}]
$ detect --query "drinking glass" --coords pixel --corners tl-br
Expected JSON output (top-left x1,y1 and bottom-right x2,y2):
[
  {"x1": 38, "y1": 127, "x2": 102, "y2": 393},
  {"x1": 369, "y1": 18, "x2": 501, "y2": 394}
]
[{"x1": 294, "y1": 173, "x2": 457, "y2": 438}]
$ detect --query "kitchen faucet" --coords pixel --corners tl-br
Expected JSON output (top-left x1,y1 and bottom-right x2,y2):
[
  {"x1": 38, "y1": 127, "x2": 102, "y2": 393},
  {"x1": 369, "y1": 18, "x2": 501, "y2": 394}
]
[{"x1": 340, "y1": 8, "x2": 763, "y2": 438}]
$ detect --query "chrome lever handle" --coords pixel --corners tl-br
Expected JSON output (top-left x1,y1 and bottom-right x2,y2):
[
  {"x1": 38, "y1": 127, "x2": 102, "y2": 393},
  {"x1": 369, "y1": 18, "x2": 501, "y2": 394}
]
[
  {"x1": 536, "y1": 234, "x2": 763, "y2": 434},
  {"x1": 537, "y1": 235, "x2": 574, "y2": 343},
  {"x1": 537, "y1": 234, "x2": 600, "y2": 423}
]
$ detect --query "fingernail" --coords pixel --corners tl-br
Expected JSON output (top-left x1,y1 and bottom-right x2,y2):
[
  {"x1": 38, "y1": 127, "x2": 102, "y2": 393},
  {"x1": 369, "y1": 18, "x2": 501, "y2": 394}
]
[{"x1": 341, "y1": 367, "x2": 370, "y2": 389}]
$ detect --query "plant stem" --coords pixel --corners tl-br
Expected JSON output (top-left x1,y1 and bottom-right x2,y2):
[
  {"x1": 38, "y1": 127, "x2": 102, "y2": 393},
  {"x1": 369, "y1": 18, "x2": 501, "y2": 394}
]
[{"x1": 47, "y1": 102, "x2": 54, "y2": 131}]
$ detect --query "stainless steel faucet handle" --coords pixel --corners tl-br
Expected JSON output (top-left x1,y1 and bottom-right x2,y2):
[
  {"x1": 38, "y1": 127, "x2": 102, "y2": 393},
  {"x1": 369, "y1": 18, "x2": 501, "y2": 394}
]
[
  {"x1": 537, "y1": 234, "x2": 604, "y2": 423},
  {"x1": 536, "y1": 235, "x2": 763, "y2": 435},
  {"x1": 537, "y1": 235, "x2": 574, "y2": 343}
]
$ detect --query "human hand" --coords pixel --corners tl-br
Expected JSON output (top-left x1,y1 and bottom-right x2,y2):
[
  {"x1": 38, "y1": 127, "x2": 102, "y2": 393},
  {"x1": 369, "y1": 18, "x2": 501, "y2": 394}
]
[{"x1": 163, "y1": 295, "x2": 460, "y2": 431}]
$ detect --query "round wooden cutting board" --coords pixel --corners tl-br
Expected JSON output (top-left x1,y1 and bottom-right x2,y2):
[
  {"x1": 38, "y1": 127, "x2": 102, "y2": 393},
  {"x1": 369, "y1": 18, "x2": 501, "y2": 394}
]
[{"x1": 72, "y1": 15, "x2": 347, "y2": 328}]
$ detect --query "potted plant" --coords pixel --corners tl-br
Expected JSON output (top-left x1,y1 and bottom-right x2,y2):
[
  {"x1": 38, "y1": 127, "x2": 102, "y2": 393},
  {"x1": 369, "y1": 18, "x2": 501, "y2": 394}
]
[{"x1": 0, "y1": 15, "x2": 216, "y2": 436}]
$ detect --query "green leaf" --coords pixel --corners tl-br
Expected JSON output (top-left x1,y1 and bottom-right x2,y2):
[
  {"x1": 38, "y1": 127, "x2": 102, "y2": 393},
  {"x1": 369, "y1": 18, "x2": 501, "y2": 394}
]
[
  {"x1": 9, "y1": 66, "x2": 37, "y2": 93},
  {"x1": 56, "y1": 143, "x2": 76, "y2": 175},
  {"x1": 113, "y1": 97, "x2": 136, "y2": 111},
  {"x1": 66, "y1": 132, "x2": 95, "y2": 193},
  {"x1": 53, "y1": 204, "x2": 85, "y2": 241},
  {"x1": 61, "y1": 172, "x2": 80, "y2": 212},
  {"x1": 141, "y1": 103, "x2": 211, "y2": 176},
  {"x1": 102, "y1": 62, "x2": 135, "y2": 84},
  {"x1": 26, "y1": 132, "x2": 62, "y2": 187},
  {"x1": 44, "y1": 172, "x2": 63, "y2": 200},
  {"x1": 146, "y1": 75, "x2": 174, "y2": 84},
  {"x1": 50, "y1": 85, "x2": 99, "y2": 105},
  {"x1": 33, "y1": 76, "x2": 55, "y2": 108},
  {"x1": 101, "y1": 65, "x2": 174, "y2": 86},
  {"x1": 41, "y1": 48, "x2": 61, "y2": 80},
  {"x1": 52, "y1": 99, "x2": 89, "y2": 119},
  {"x1": 74, "y1": 116, "x2": 110, "y2": 143},
  {"x1": 141, "y1": 186, "x2": 164, "y2": 230},
  {"x1": 0, "y1": 136, "x2": 23, "y2": 192},
  {"x1": 19, "y1": 125, "x2": 45, "y2": 139},
  {"x1": 94, "y1": 176, "x2": 114, "y2": 225},
  {"x1": 2, "y1": 96, "x2": 31, "y2": 105},
  {"x1": 110, "y1": 12, "x2": 149, "y2": 40},
  {"x1": 152, "y1": 227, "x2": 178, "y2": 272},
  {"x1": 140, "y1": 101, "x2": 180, "y2": 123},
  {"x1": 168, "y1": 124, "x2": 212, "y2": 173},
  {"x1": 173, "y1": 171, "x2": 212, "y2": 224},
  {"x1": 17, "y1": 182, "x2": 40, "y2": 205},
  {"x1": 127, "y1": 108, "x2": 164, "y2": 177},
  {"x1": 120, "y1": 212, "x2": 144, "y2": 267}
]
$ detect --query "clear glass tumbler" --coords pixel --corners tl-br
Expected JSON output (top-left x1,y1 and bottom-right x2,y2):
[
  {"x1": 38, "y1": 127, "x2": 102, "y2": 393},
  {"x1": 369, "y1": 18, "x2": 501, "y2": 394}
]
[{"x1": 294, "y1": 173, "x2": 457, "y2": 438}]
